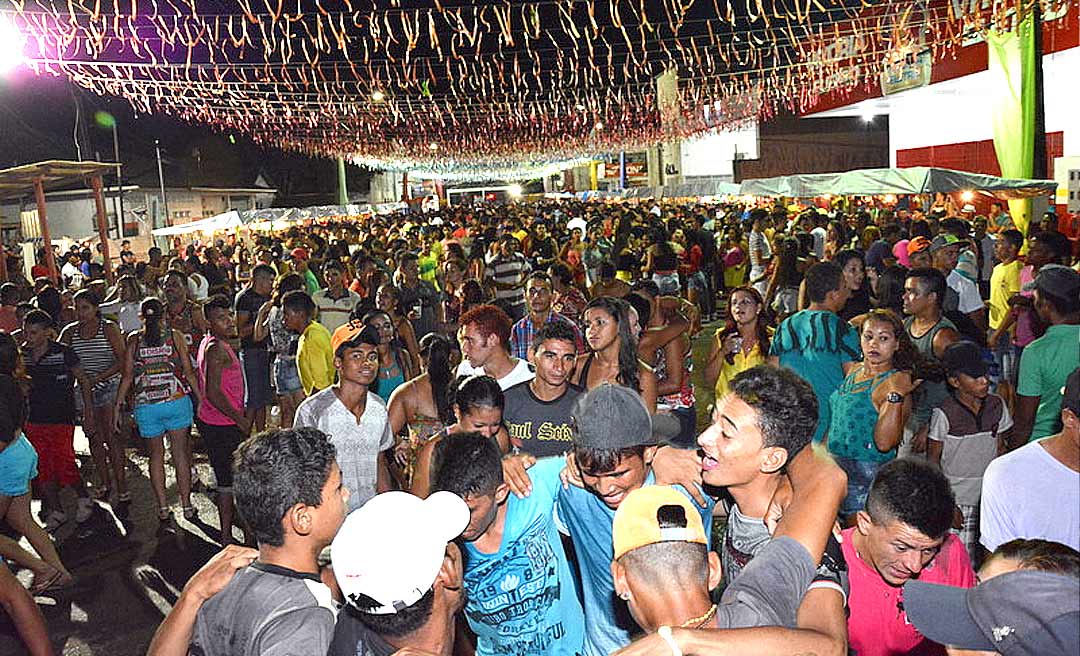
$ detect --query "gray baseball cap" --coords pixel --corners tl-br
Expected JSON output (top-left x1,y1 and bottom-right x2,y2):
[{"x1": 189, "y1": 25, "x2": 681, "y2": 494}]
[
  {"x1": 905, "y1": 570, "x2": 1080, "y2": 656},
  {"x1": 571, "y1": 383, "x2": 674, "y2": 449}
]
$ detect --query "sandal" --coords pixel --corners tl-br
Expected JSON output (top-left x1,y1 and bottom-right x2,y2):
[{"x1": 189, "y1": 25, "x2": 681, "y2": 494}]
[
  {"x1": 157, "y1": 507, "x2": 172, "y2": 521},
  {"x1": 182, "y1": 506, "x2": 197, "y2": 521},
  {"x1": 117, "y1": 491, "x2": 132, "y2": 504},
  {"x1": 91, "y1": 486, "x2": 110, "y2": 501}
]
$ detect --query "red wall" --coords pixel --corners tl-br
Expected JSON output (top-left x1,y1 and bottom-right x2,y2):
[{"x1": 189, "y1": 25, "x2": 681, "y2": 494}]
[
  {"x1": 894, "y1": 132, "x2": 1064, "y2": 177},
  {"x1": 802, "y1": 2, "x2": 1079, "y2": 115}
]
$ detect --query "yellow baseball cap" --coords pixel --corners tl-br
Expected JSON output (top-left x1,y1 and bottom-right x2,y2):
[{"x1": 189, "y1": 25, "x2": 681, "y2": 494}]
[{"x1": 612, "y1": 486, "x2": 707, "y2": 560}]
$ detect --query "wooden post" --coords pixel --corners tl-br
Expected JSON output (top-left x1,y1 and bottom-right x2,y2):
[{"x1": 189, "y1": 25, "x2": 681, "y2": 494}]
[
  {"x1": 90, "y1": 175, "x2": 114, "y2": 282},
  {"x1": 0, "y1": 244, "x2": 8, "y2": 282},
  {"x1": 33, "y1": 177, "x2": 58, "y2": 285}
]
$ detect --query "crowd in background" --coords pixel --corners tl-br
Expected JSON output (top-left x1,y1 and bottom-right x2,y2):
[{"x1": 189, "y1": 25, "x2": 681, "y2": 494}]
[{"x1": 0, "y1": 194, "x2": 1077, "y2": 656}]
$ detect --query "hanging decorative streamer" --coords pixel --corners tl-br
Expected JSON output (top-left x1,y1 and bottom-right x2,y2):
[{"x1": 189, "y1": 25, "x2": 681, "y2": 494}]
[{"x1": 3, "y1": 0, "x2": 1065, "y2": 177}]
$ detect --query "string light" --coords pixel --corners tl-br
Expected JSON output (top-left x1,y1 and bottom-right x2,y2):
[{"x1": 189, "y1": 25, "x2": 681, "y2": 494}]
[{"x1": 0, "y1": 0, "x2": 1057, "y2": 173}]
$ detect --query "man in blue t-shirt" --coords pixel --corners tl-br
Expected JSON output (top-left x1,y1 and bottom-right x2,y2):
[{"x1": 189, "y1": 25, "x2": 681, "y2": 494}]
[
  {"x1": 769, "y1": 262, "x2": 861, "y2": 442},
  {"x1": 503, "y1": 384, "x2": 713, "y2": 656},
  {"x1": 431, "y1": 432, "x2": 584, "y2": 656}
]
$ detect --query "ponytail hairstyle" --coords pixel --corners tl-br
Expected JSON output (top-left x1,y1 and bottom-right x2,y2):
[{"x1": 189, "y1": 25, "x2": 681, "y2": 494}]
[
  {"x1": 452, "y1": 375, "x2": 505, "y2": 418},
  {"x1": 141, "y1": 297, "x2": 166, "y2": 347},
  {"x1": 420, "y1": 333, "x2": 455, "y2": 425},
  {"x1": 854, "y1": 309, "x2": 933, "y2": 379}
]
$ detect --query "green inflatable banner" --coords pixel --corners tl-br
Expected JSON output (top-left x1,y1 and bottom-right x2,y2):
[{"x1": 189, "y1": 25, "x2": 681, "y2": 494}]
[{"x1": 987, "y1": 14, "x2": 1036, "y2": 236}]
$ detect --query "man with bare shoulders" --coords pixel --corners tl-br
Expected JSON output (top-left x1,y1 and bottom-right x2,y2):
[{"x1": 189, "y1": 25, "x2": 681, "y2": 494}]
[{"x1": 902, "y1": 268, "x2": 959, "y2": 456}]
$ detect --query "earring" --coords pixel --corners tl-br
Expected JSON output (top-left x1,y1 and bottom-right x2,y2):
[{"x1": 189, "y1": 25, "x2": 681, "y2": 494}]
[{"x1": 619, "y1": 592, "x2": 630, "y2": 601}]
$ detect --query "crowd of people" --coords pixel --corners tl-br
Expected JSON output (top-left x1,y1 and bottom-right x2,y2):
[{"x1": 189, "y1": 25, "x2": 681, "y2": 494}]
[{"x1": 0, "y1": 195, "x2": 1076, "y2": 656}]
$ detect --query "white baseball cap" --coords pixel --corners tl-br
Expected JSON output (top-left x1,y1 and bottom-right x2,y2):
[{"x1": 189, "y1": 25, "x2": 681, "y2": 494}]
[
  {"x1": 331, "y1": 491, "x2": 469, "y2": 614},
  {"x1": 566, "y1": 217, "x2": 588, "y2": 234}
]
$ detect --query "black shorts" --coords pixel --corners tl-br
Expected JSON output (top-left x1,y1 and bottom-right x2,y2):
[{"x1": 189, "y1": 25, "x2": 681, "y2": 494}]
[{"x1": 197, "y1": 420, "x2": 244, "y2": 492}]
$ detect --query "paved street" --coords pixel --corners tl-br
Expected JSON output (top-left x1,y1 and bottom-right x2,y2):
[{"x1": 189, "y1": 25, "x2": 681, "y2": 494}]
[
  {"x1": 1, "y1": 426, "x2": 242, "y2": 656},
  {"x1": 0, "y1": 322, "x2": 723, "y2": 656}
]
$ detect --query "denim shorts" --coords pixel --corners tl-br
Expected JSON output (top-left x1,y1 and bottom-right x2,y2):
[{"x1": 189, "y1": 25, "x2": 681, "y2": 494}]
[
  {"x1": 76, "y1": 375, "x2": 121, "y2": 412},
  {"x1": 652, "y1": 272, "x2": 680, "y2": 296},
  {"x1": 273, "y1": 356, "x2": 303, "y2": 394},
  {"x1": 134, "y1": 396, "x2": 194, "y2": 439},
  {"x1": 0, "y1": 433, "x2": 38, "y2": 497},
  {"x1": 835, "y1": 456, "x2": 888, "y2": 519},
  {"x1": 687, "y1": 271, "x2": 707, "y2": 293}
]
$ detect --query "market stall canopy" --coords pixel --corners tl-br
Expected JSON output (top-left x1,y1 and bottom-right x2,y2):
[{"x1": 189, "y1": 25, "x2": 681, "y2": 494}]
[
  {"x1": 621, "y1": 180, "x2": 742, "y2": 199},
  {"x1": 152, "y1": 211, "x2": 244, "y2": 236},
  {"x1": 738, "y1": 167, "x2": 1057, "y2": 200},
  {"x1": 0, "y1": 160, "x2": 119, "y2": 200}
]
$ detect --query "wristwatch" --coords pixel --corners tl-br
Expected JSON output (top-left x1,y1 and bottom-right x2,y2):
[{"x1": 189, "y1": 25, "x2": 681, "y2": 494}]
[{"x1": 885, "y1": 392, "x2": 905, "y2": 404}]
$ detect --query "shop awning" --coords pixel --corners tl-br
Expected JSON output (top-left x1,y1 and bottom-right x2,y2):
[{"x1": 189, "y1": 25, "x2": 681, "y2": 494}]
[
  {"x1": 620, "y1": 180, "x2": 742, "y2": 199},
  {"x1": 737, "y1": 167, "x2": 1057, "y2": 200}
]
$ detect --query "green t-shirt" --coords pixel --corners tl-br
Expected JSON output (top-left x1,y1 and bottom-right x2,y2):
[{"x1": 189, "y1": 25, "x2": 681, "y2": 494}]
[{"x1": 1017, "y1": 323, "x2": 1080, "y2": 440}]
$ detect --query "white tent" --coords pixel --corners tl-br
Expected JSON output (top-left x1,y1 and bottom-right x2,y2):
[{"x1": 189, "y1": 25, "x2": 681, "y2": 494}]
[
  {"x1": 738, "y1": 167, "x2": 1056, "y2": 200},
  {"x1": 151, "y1": 210, "x2": 244, "y2": 236}
]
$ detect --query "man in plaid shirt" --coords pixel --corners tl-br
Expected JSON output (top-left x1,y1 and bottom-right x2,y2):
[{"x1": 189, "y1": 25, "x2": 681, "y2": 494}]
[{"x1": 509, "y1": 272, "x2": 584, "y2": 360}]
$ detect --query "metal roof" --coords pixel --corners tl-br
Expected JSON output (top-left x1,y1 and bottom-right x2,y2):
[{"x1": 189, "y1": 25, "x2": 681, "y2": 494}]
[{"x1": 0, "y1": 160, "x2": 119, "y2": 201}]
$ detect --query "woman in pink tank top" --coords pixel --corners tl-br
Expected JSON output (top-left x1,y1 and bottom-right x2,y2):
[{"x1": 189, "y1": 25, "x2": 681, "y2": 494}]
[{"x1": 194, "y1": 297, "x2": 250, "y2": 545}]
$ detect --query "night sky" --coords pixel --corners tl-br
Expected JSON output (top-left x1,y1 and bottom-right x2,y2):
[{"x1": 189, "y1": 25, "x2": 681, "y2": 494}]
[{"x1": 0, "y1": 70, "x2": 371, "y2": 204}]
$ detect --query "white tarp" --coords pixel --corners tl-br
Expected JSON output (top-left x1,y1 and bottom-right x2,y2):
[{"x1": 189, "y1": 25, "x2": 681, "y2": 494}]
[
  {"x1": 151, "y1": 210, "x2": 244, "y2": 236},
  {"x1": 738, "y1": 167, "x2": 1056, "y2": 200},
  {"x1": 620, "y1": 180, "x2": 741, "y2": 199}
]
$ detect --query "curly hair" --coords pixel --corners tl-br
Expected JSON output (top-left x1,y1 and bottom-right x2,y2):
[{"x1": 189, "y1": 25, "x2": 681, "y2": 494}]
[
  {"x1": 233, "y1": 427, "x2": 338, "y2": 547},
  {"x1": 730, "y1": 366, "x2": 818, "y2": 459}
]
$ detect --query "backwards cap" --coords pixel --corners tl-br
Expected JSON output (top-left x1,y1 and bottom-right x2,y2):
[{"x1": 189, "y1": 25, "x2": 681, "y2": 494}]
[{"x1": 612, "y1": 486, "x2": 707, "y2": 560}]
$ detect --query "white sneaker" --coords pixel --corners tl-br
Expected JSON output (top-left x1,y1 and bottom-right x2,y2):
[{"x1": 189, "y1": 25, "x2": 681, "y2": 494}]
[
  {"x1": 75, "y1": 498, "x2": 94, "y2": 523},
  {"x1": 44, "y1": 511, "x2": 67, "y2": 532}
]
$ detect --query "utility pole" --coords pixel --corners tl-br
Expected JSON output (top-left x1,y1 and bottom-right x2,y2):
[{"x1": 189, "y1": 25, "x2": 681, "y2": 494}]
[
  {"x1": 113, "y1": 122, "x2": 124, "y2": 238},
  {"x1": 336, "y1": 156, "x2": 349, "y2": 205},
  {"x1": 155, "y1": 140, "x2": 168, "y2": 228}
]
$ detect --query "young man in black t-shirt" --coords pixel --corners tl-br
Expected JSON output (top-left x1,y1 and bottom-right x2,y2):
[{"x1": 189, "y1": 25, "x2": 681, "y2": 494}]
[
  {"x1": 21, "y1": 309, "x2": 98, "y2": 530},
  {"x1": 503, "y1": 321, "x2": 583, "y2": 458},
  {"x1": 234, "y1": 264, "x2": 276, "y2": 433}
]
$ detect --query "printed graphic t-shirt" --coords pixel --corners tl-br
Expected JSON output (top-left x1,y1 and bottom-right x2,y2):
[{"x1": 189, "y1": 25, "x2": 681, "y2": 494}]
[
  {"x1": 463, "y1": 457, "x2": 585, "y2": 656},
  {"x1": 502, "y1": 382, "x2": 583, "y2": 458},
  {"x1": 770, "y1": 310, "x2": 861, "y2": 443}
]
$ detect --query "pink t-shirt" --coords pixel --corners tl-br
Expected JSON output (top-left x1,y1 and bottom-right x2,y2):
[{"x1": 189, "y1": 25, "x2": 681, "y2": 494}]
[{"x1": 841, "y1": 528, "x2": 975, "y2": 656}]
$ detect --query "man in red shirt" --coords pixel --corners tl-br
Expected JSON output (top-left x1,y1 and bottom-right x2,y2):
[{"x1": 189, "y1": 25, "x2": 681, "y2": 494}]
[{"x1": 843, "y1": 458, "x2": 975, "y2": 656}]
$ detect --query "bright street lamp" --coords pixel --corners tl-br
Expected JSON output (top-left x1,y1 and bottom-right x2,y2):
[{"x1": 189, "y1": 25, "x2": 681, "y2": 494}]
[{"x1": 0, "y1": 15, "x2": 27, "y2": 73}]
